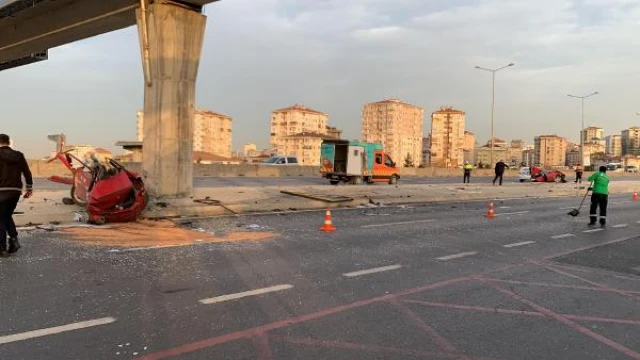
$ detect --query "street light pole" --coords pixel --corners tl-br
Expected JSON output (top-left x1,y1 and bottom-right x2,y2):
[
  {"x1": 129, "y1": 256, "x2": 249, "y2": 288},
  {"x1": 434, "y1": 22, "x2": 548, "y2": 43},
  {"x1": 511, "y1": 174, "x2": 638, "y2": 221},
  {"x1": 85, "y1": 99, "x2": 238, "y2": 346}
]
[
  {"x1": 475, "y1": 63, "x2": 514, "y2": 166},
  {"x1": 567, "y1": 92, "x2": 598, "y2": 167}
]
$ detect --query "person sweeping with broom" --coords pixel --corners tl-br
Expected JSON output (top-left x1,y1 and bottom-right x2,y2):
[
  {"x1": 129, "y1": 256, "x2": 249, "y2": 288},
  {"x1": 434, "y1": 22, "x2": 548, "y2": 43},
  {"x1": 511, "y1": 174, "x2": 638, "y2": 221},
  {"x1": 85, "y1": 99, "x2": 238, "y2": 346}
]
[{"x1": 588, "y1": 166, "x2": 610, "y2": 228}]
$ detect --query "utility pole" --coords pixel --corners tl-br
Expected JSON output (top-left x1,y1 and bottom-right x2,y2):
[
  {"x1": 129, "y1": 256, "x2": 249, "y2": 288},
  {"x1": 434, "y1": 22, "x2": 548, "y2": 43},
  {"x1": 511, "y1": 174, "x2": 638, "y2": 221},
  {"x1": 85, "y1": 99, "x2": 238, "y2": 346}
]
[{"x1": 475, "y1": 63, "x2": 515, "y2": 166}]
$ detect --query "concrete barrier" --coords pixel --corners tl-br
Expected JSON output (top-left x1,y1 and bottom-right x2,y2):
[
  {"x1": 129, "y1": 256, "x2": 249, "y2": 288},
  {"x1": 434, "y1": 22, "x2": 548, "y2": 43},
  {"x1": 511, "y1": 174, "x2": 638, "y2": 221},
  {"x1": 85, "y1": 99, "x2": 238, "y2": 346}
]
[{"x1": 27, "y1": 160, "x2": 630, "y2": 180}]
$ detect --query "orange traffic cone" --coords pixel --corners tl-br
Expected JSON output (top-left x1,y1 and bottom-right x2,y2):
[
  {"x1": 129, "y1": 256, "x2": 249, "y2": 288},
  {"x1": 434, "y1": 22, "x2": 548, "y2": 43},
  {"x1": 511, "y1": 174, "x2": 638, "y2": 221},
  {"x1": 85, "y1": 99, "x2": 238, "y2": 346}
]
[
  {"x1": 485, "y1": 202, "x2": 496, "y2": 218},
  {"x1": 634, "y1": 190, "x2": 638, "y2": 201},
  {"x1": 320, "y1": 208, "x2": 337, "y2": 232}
]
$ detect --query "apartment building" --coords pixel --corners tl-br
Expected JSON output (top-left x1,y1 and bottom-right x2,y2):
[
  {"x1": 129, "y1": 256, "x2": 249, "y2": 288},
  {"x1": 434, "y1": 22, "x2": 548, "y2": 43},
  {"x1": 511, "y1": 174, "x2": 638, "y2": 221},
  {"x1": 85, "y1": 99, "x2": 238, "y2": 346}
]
[
  {"x1": 463, "y1": 131, "x2": 476, "y2": 164},
  {"x1": 605, "y1": 135, "x2": 622, "y2": 158},
  {"x1": 534, "y1": 135, "x2": 567, "y2": 167},
  {"x1": 137, "y1": 108, "x2": 233, "y2": 158},
  {"x1": 429, "y1": 106, "x2": 465, "y2": 168},
  {"x1": 243, "y1": 143, "x2": 258, "y2": 157},
  {"x1": 582, "y1": 126, "x2": 605, "y2": 145},
  {"x1": 362, "y1": 98, "x2": 424, "y2": 167},
  {"x1": 475, "y1": 138, "x2": 523, "y2": 167},
  {"x1": 622, "y1": 127, "x2": 640, "y2": 156},
  {"x1": 270, "y1": 104, "x2": 341, "y2": 166}
]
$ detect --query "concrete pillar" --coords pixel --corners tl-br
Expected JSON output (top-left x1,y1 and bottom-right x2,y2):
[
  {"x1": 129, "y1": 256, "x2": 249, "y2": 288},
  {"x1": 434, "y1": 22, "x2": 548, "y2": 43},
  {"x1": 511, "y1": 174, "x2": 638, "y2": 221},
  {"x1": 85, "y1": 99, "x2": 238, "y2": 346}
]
[{"x1": 136, "y1": 3, "x2": 207, "y2": 198}]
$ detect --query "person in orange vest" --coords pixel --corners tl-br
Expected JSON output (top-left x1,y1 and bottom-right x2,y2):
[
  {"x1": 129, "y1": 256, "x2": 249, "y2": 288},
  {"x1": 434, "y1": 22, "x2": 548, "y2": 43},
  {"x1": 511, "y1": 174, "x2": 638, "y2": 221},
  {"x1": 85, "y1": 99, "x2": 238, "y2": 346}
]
[{"x1": 575, "y1": 163, "x2": 583, "y2": 183}]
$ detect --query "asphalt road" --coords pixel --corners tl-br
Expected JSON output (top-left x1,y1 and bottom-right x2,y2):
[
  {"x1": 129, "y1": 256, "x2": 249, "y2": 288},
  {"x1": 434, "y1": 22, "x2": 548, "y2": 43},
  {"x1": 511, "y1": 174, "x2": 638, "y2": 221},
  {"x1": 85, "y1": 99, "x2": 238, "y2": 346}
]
[{"x1": 1, "y1": 195, "x2": 640, "y2": 359}]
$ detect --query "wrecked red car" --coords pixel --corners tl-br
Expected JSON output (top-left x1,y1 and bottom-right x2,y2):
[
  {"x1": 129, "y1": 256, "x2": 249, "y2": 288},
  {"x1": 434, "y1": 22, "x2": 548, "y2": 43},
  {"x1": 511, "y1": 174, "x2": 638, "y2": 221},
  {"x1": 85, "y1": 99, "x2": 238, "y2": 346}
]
[
  {"x1": 530, "y1": 166, "x2": 567, "y2": 183},
  {"x1": 48, "y1": 152, "x2": 148, "y2": 224}
]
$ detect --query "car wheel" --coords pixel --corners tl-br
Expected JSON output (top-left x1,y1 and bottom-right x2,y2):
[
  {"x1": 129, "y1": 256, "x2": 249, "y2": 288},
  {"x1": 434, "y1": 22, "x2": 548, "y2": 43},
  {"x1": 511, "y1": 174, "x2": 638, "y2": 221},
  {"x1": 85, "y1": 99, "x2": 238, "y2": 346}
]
[{"x1": 389, "y1": 175, "x2": 399, "y2": 185}]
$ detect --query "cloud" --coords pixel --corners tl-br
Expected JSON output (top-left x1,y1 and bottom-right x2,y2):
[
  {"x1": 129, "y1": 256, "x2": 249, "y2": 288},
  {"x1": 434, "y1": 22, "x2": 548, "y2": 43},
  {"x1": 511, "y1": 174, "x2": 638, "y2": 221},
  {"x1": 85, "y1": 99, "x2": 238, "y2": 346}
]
[{"x1": 2, "y1": 0, "x2": 640, "y2": 157}]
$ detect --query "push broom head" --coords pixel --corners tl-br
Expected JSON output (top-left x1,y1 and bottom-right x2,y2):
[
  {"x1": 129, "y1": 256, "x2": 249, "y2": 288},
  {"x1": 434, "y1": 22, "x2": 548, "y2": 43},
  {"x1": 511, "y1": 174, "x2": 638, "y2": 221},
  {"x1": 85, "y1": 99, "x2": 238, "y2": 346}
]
[{"x1": 567, "y1": 208, "x2": 580, "y2": 217}]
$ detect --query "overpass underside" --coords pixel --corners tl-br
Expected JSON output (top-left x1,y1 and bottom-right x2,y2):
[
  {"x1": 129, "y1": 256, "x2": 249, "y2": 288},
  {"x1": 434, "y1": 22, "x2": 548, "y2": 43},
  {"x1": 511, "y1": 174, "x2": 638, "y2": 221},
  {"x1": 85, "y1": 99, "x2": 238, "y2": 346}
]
[{"x1": 0, "y1": 0, "x2": 221, "y2": 198}]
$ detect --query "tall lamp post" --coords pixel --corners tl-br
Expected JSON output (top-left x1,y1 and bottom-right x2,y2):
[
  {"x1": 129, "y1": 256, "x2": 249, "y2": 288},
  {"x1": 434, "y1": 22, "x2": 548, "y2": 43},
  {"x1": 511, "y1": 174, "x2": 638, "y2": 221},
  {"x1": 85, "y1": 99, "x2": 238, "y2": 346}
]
[
  {"x1": 567, "y1": 92, "x2": 599, "y2": 167},
  {"x1": 475, "y1": 63, "x2": 515, "y2": 166}
]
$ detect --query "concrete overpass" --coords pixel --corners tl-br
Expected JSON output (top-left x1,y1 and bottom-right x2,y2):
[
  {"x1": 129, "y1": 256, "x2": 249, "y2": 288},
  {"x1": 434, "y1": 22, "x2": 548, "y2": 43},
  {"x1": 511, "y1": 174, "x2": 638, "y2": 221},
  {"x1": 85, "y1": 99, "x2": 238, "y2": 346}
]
[{"x1": 0, "y1": 0, "x2": 221, "y2": 198}]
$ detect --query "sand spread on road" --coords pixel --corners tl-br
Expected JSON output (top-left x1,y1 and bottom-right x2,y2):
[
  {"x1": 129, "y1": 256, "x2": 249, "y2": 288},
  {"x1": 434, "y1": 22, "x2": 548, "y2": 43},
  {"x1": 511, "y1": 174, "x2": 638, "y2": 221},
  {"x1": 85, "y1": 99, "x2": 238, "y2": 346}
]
[{"x1": 62, "y1": 219, "x2": 276, "y2": 247}]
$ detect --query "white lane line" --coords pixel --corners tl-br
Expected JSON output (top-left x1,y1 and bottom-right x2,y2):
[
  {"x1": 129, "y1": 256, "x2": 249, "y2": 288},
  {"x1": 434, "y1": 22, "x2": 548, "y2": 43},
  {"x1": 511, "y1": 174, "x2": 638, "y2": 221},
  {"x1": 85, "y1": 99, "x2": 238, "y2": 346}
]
[
  {"x1": 503, "y1": 241, "x2": 536, "y2": 248},
  {"x1": 0, "y1": 317, "x2": 116, "y2": 345},
  {"x1": 199, "y1": 284, "x2": 293, "y2": 305},
  {"x1": 498, "y1": 206, "x2": 512, "y2": 209},
  {"x1": 437, "y1": 251, "x2": 478, "y2": 261},
  {"x1": 612, "y1": 224, "x2": 628, "y2": 228},
  {"x1": 583, "y1": 228, "x2": 604, "y2": 233},
  {"x1": 343, "y1": 264, "x2": 402, "y2": 277},
  {"x1": 361, "y1": 220, "x2": 434, "y2": 228},
  {"x1": 551, "y1": 233, "x2": 576, "y2": 239},
  {"x1": 494, "y1": 211, "x2": 530, "y2": 217},
  {"x1": 559, "y1": 206, "x2": 576, "y2": 210}
]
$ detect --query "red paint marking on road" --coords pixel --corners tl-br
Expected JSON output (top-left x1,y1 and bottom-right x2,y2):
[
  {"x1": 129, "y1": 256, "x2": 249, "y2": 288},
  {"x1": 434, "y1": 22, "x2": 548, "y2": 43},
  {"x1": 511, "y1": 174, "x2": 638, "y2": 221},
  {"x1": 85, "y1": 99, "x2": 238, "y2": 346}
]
[
  {"x1": 478, "y1": 278, "x2": 640, "y2": 360},
  {"x1": 133, "y1": 277, "x2": 470, "y2": 360},
  {"x1": 565, "y1": 314, "x2": 640, "y2": 326},
  {"x1": 402, "y1": 299, "x2": 543, "y2": 317},
  {"x1": 538, "y1": 261, "x2": 593, "y2": 274},
  {"x1": 253, "y1": 332, "x2": 273, "y2": 360},
  {"x1": 480, "y1": 278, "x2": 640, "y2": 295},
  {"x1": 538, "y1": 262, "x2": 640, "y2": 301},
  {"x1": 403, "y1": 300, "x2": 640, "y2": 326},
  {"x1": 539, "y1": 260, "x2": 640, "y2": 282},
  {"x1": 391, "y1": 299, "x2": 470, "y2": 359},
  {"x1": 273, "y1": 336, "x2": 502, "y2": 360},
  {"x1": 542, "y1": 236, "x2": 637, "y2": 261}
]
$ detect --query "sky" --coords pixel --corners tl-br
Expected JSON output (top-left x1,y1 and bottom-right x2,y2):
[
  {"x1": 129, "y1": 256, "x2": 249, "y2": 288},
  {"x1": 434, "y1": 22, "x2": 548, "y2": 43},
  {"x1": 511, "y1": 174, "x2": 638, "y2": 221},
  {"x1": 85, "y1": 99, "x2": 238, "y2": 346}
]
[{"x1": 2, "y1": 0, "x2": 640, "y2": 158}]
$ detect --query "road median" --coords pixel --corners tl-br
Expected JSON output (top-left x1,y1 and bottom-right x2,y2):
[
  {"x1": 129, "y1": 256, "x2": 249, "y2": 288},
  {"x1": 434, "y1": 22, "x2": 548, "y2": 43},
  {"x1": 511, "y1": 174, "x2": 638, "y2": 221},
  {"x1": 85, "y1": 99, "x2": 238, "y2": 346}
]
[{"x1": 14, "y1": 180, "x2": 640, "y2": 226}]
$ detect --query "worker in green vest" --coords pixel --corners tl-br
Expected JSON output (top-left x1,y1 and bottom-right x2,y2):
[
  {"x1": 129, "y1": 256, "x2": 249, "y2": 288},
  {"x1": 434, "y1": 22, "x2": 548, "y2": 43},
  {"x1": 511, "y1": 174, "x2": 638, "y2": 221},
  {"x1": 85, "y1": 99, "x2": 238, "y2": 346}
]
[
  {"x1": 588, "y1": 166, "x2": 610, "y2": 228},
  {"x1": 463, "y1": 161, "x2": 473, "y2": 184}
]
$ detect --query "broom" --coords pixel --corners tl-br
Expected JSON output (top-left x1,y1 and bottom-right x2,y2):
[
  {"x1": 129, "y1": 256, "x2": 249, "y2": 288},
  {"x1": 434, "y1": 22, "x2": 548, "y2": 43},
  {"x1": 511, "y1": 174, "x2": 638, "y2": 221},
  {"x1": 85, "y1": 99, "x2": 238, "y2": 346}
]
[{"x1": 567, "y1": 183, "x2": 592, "y2": 217}]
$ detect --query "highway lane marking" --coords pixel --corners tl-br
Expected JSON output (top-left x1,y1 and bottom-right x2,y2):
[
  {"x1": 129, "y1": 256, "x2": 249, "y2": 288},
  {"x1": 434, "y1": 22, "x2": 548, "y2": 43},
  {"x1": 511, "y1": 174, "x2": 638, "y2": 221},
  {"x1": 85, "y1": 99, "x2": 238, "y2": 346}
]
[
  {"x1": 583, "y1": 228, "x2": 604, "y2": 233},
  {"x1": 503, "y1": 241, "x2": 536, "y2": 248},
  {"x1": 551, "y1": 233, "x2": 576, "y2": 239},
  {"x1": 361, "y1": 219, "x2": 434, "y2": 228},
  {"x1": 0, "y1": 317, "x2": 116, "y2": 345},
  {"x1": 494, "y1": 211, "x2": 530, "y2": 217},
  {"x1": 498, "y1": 206, "x2": 512, "y2": 209},
  {"x1": 343, "y1": 264, "x2": 402, "y2": 277},
  {"x1": 612, "y1": 224, "x2": 628, "y2": 228},
  {"x1": 199, "y1": 284, "x2": 293, "y2": 305},
  {"x1": 559, "y1": 206, "x2": 576, "y2": 210},
  {"x1": 437, "y1": 251, "x2": 477, "y2": 261}
]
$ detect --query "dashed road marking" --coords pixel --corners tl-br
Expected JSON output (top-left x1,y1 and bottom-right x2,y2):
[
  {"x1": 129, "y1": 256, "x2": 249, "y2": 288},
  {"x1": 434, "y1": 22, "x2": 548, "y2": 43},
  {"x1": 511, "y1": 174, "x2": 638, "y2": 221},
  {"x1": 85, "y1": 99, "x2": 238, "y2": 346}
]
[
  {"x1": 199, "y1": 284, "x2": 293, "y2": 305},
  {"x1": 551, "y1": 233, "x2": 576, "y2": 239},
  {"x1": 583, "y1": 228, "x2": 604, "y2": 233},
  {"x1": 498, "y1": 206, "x2": 512, "y2": 209},
  {"x1": 0, "y1": 317, "x2": 116, "y2": 345},
  {"x1": 503, "y1": 241, "x2": 536, "y2": 248},
  {"x1": 437, "y1": 251, "x2": 477, "y2": 261},
  {"x1": 361, "y1": 219, "x2": 434, "y2": 228},
  {"x1": 612, "y1": 224, "x2": 628, "y2": 228},
  {"x1": 343, "y1": 264, "x2": 402, "y2": 277},
  {"x1": 559, "y1": 206, "x2": 576, "y2": 210},
  {"x1": 494, "y1": 211, "x2": 530, "y2": 217}
]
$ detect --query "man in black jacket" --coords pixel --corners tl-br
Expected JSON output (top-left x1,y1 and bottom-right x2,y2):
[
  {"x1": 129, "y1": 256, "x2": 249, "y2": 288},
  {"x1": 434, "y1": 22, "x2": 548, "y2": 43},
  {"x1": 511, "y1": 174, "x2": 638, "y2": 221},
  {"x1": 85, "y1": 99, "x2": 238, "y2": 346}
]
[
  {"x1": 493, "y1": 160, "x2": 507, "y2": 186},
  {"x1": 0, "y1": 134, "x2": 33, "y2": 256}
]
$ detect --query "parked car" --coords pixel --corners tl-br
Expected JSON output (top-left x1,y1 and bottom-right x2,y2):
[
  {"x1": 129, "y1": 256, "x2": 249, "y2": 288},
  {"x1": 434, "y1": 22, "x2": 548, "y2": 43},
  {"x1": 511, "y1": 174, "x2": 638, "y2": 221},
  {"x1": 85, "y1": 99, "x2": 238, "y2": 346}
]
[
  {"x1": 262, "y1": 156, "x2": 299, "y2": 165},
  {"x1": 518, "y1": 167, "x2": 531, "y2": 182},
  {"x1": 625, "y1": 165, "x2": 638, "y2": 173}
]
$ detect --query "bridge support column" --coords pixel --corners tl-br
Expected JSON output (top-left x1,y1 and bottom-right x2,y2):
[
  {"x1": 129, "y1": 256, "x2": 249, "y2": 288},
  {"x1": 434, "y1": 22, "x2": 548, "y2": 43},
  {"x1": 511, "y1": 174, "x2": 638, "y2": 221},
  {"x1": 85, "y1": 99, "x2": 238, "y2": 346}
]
[{"x1": 136, "y1": 3, "x2": 206, "y2": 198}]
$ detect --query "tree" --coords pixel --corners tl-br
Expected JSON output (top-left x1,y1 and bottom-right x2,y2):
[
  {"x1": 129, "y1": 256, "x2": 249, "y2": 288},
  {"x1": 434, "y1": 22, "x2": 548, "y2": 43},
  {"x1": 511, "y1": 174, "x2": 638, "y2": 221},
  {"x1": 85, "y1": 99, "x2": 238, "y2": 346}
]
[{"x1": 403, "y1": 153, "x2": 415, "y2": 168}]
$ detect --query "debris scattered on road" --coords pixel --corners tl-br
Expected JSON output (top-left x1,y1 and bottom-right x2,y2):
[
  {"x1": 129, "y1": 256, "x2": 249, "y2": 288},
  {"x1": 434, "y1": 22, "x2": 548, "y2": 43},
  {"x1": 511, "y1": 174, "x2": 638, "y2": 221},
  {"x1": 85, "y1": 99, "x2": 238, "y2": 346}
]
[
  {"x1": 61, "y1": 219, "x2": 276, "y2": 247},
  {"x1": 73, "y1": 212, "x2": 88, "y2": 222}
]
